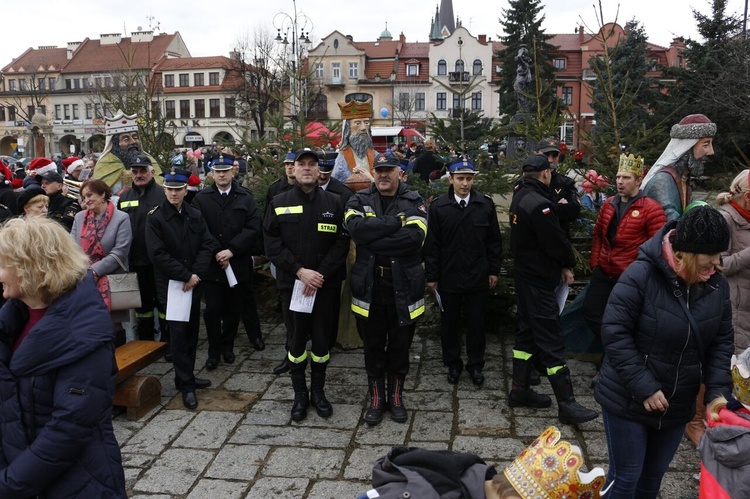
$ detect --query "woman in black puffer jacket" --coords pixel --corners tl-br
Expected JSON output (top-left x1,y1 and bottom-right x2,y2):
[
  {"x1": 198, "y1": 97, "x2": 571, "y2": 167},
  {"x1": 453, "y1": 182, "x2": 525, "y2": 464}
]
[{"x1": 594, "y1": 205, "x2": 734, "y2": 499}]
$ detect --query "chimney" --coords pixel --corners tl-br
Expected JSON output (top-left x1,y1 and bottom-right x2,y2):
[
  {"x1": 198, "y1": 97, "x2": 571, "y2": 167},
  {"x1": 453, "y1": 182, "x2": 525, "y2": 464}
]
[
  {"x1": 400, "y1": 32, "x2": 405, "y2": 44},
  {"x1": 100, "y1": 33, "x2": 122, "y2": 45},
  {"x1": 131, "y1": 30, "x2": 154, "y2": 43},
  {"x1": 578, "y1": 25, "x2": 584, "y2": 43},
  {"x1": 67, "y1": 41, "x2": 81, "y2": 60},
  {"x1": 478, "y1": 34, "x2": 487, "y2": 44}
]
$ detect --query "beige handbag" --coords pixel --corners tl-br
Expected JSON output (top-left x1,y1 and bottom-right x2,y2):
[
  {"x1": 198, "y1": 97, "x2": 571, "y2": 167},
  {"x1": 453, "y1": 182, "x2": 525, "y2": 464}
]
[{"x1": 107, "y1": 254, "x2": 142, "y2": 311}]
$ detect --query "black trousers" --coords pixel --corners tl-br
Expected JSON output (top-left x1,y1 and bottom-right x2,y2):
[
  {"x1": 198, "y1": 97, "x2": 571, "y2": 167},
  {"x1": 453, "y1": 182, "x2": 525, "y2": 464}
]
[
  {"x1": 513, "y1": 277, "x2": 566, "y2": 370},
  {"x1": 204, "y1": 280, "x2": 242, "y2": 359},
  {"x1": 328, "y1": 282, "x2": 343, "y2": 350},
  {"x1": 169, "y1": 296, "x2": 201, "y2": 392},
  {"x1": 240, "y1": 273, "x2": 263, "y2": 341},
  {"x1": 582, "y1": 266, "x2": 619, "y2": 346},
  {"x1": 134, "y1": 264, "x2": 166, "y2": 341},
  {"x1": 356, "y1": 277, "x2": 416, "y2": 379},
  {"x1": 440, "y1": 290, "x2": 487, "y2": 372},
  {"x1": 280, "y1": 286, "x2": 337, "y2": 372}
]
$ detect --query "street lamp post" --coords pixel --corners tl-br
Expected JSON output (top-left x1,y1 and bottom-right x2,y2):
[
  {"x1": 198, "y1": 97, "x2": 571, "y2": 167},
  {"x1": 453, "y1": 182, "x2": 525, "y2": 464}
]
[{"x1": 274, "y1": 0, "x2": 313, "y2": 134}]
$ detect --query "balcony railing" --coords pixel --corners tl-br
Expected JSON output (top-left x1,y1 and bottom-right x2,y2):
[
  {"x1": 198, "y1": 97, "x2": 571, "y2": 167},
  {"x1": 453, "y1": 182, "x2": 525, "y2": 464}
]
[
  {"x1": 325, "y1": 76, "x2": 344, "y2": 86},
  {"x1": 582, "y1": 68, "x2": 597, "y2": 80},
  {"x1": 448, "y1": 71, "x2": 470, "y2": 83}
]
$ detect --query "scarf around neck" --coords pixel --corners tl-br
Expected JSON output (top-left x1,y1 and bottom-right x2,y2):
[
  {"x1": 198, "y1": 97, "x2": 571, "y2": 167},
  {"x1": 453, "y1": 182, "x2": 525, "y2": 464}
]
[{"x1": 79, "y1": 201, "x2": 115, "y2": 310}]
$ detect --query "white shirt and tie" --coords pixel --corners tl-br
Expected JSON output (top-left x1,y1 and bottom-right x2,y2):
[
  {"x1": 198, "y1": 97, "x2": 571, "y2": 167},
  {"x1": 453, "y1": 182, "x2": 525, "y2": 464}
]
[{"x1": 454, "y1": 194, "x2": 469, "y2": 208}]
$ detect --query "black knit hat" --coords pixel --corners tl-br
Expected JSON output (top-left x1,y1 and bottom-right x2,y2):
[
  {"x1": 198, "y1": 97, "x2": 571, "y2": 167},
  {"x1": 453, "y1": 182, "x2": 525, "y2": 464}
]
[{"x1": 673, "y1": 205, "x2": 730, "y2": 255}]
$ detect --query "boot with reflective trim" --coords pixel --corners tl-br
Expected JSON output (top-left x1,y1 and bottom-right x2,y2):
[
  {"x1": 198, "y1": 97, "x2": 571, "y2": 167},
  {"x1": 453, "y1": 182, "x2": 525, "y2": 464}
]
[
  {"x1": 508, "y1": 358, "x2": 551, "y2": 408},
  {"x1": 365, "y1": 377, "x2": 385, "y2": 426},
  {"x1": 290, "y1": 370, "x2": 309, "y2": 422},
  {"x1": 388, "y1": 374, "x2": 408, "y2": 423},
  {"x1": 310, "y1": 363, "x2": 333, "y2": 418},
  {"x1": 548, "y1": 368, "x2": 598, "y2": 425}
]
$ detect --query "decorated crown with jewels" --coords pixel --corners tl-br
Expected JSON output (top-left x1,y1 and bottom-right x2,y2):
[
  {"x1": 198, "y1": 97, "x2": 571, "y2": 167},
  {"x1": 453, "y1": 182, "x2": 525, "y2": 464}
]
[
  {"x1": 503, "y1": 426, "x2": 606, "y2": 499},
  {"x1": 618, "y1": 153, "x2": 644, "y2": 177},
  {"x1": 104, "y1": 109, "x2": 139, "y2": 136},
  {"x1": 338, "y1": 98, "x2": 373, "y2": 120}
]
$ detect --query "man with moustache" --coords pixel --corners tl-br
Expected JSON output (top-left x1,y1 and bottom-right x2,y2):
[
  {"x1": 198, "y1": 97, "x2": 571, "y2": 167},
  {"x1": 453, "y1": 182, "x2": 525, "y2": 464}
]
[
  {"x1": 332, "y1": 99, "x2": 376, "y2": 184},
  {"x1": 93, "y1": 110, "x2": 163, "y2": 195},
  {"x1": 344, "y1": 152, "x2": 428, "y2": 426},
  {"x1": 118, "y1": 155, "x2": 169, "y2": 345},
  {"x1": 642, "y1": 114, "x2": 717, "y2": 222}
]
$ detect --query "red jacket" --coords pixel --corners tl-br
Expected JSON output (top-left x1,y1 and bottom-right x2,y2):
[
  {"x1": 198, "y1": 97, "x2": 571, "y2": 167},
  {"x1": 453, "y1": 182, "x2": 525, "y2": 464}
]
[{"x1": 590, "y1": 194, "x2": 665, "y2": 278}]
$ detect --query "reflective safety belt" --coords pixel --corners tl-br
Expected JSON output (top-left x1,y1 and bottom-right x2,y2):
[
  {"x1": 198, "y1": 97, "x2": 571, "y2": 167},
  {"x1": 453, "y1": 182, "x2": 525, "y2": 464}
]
[{"x1": 287, "y1": 350, "x2": 308, "y2": 364}]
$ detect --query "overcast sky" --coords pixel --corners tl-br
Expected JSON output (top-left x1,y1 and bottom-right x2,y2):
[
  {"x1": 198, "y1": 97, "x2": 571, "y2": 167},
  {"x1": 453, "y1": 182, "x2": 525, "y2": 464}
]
[{"x1": 1, "y1": 0, "x2": 746, "y2": 66}]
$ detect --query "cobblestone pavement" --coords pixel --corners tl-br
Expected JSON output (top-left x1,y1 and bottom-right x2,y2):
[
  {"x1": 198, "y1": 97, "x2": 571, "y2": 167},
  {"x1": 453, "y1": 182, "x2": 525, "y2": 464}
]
[{"x1": 118, "y1": 308, "x2": 701, "y2": 498}]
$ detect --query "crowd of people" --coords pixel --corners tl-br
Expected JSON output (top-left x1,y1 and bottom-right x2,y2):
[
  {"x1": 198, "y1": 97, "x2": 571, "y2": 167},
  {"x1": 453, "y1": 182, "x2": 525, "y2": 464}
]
[{"x1": 0, "y1": 107, "x2": 748, "y2": 498}]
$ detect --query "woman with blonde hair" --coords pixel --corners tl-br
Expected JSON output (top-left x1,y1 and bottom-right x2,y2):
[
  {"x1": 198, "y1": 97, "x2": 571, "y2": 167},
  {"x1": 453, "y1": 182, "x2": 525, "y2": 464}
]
[
  {"x1": 0, "y1": 217, "x2": 126, "y2": 497},
  {"x1": 17, "y1": 186, "x2": 48, "y2": 217}
]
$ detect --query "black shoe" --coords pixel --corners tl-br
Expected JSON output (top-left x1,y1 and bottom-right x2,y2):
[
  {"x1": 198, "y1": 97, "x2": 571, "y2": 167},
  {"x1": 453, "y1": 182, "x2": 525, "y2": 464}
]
[
  {"x1": 508, "y1": 388, "x2": 552, "y2": 408},
  {"x1": 222, "y1": 351, "x2": 236, "y2": 364},
  {"x1": 447, "y1": 367, "x2": 461, "y2": 384},
  {"x1": 195, "y1": 378, "x2": 212, "y2": 389},
  {"x1": 388, "y1": 375, "x2": 408, "y2": 423},
  {"x1": 469, "y1": 370, "x2": 485, "y2": 386},
  {"x1": 273, "y1": 358, "x2": 290, "y2": 375},
  {"x1": 182, "y1": 391, "x2": 198, "y2": 410},
  {"x1": 291, "y1": 371, "x2": 309, "y2": 422},
  {"x1": 558, "y1": 400, "x2": 599, "y2": 425},
  {"x1": 164, "y1": 352, "x2": 173, "y2": 362},
  {"x1": 252, "y1": 337, "x2": 266, "y2": 351},
  {"x1": 205, "y1": 357, "x2": 219, "y2": 371}
]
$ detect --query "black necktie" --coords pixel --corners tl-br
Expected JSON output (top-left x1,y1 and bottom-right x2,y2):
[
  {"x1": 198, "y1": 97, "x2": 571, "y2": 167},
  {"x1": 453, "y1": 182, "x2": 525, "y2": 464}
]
[{"x1": 460, "y1": 199, "x2": 466, "y2": 209}]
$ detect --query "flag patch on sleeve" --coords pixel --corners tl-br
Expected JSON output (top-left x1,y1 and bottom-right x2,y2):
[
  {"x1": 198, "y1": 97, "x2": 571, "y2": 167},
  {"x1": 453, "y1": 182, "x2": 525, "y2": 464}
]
[{"x1": 542, "y1": 207, "x2": 551, "y2": 215}]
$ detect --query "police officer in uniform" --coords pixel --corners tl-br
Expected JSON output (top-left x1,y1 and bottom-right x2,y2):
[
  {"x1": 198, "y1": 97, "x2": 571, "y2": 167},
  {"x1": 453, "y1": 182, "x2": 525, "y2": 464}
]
[
  {"x1": 424, "y1": 157, "x2": 502, "y2": 386},
  {"x1": 38, "y1": 170, "x2": 80, "y2": 231},
  {"x1": 264, "y1": 148, "x2": 349, "y2": 422},
  {"x1": 146, "y1": 168, "x2": 218, "y2": 410},
  {"x1": 508, "y1": 154, "x2": 597, "y2": 424},
  {"x1": 118, "y1": 155, "x2": 168, "y2": 344},
  {"x1": 192, "y1": 153, "x2": 262, "y2": 370},
  {"x1": 344, "y1": 152, "x2": 428, "y2": 426}
]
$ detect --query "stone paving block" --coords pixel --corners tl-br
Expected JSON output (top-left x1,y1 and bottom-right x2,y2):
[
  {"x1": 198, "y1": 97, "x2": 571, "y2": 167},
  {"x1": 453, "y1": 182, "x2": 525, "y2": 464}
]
[
  {"x1": 354, "y1": 417, "x2": 410, "y2": 445},
  {"x1": 223, "y1": 372, "x2": 275, "y2": 392},
  {"x1": 133, "y1": 448, "x2": 214, "y2": 495},
  {"x1": 264, "y1": 447, "x2": 345, "y2": 479},
  {"x1": 173, "y1": 411, "x2": 243, "y2": 449},
  {"x1": 407, "y1": 441, "x2": 452, "y2": 450},
  {"x1": 131, "y1": 495, "x2": 171, "y2": 499},
  {"x1": 413, "y1": 373, "x2": 454, "y2": 392},
  {"x1": 328, "y1": 351, "x2": 366, "y2": 368},
  {"x1": 137, "y1": 360, "x2": 174, "y2": 376},
  {"x1": 244, "y1": 477, "x2": 309, "y2": 498},
  {"x1": 205, "y1": 444, "x2": 269, "y2": 481},
  {"x1": 344, "y1": 445, "x2": 393, "y2": 480},
  {"x1": 244, "y1": 400, "x2": 295, "y2": 426},
  {"x1": 121, "y1": 453, "x2": 156, "y2": 468},
  {"x1": 325, "y1": 383, "x2": 368, "y2": 405},
  {"x1": 577, "y1": 431, "x2": 609, "y2": 461},
  {"x1": 230, "y1": 425, "x2": 353, "y2": 448},
  {"x1": 408, "y1": 390, "x2": 454, "y2": 411},
  {"x1": 123, "y1": 467, "x2": 142, "y2": 491},
  {"x1": 668, "y1": 440, "x2": 701, "y2": 471},
  {"x1": 186, "y1": 478, "x2": 248, "y2": 499},
  {"x1": 112, "y1": 419, "x2": 145, "y2": 446},
  {"x1": 308, "y1": 480, "x2": 370, "y2": 499},
  {"x1": 411, "y1": 410, "x2": 454, "y2": 441},
  {"x1": 325, "y1": 366, "x2": 367, "y2": 386},
  {"x1": 164, "y1": 389, "x2": 258, "y2": 412},
  {"x1": 260, "y1": 377, "x2": 294, "y2": 400},
  {"x1": 452, "y1": 436, "x2": 527, "y2": 462},
  {"x1": 658, "y1": 471, "x2": 699, "y2": 498},
  {"x1": 120, "y1": 410, "x2": 196, "y2": 455},
  {"x1": 457, "y1": 398, "x2": 512, "y2": 434},
  {"x1": 294, "y1": 403, "x2": 362, "y2": 430}
]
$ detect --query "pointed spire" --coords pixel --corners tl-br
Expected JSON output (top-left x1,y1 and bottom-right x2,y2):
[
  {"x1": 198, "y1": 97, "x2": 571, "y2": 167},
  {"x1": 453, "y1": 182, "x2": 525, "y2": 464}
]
[{"x1": 439, "y1": 0, "x2": 455, "y2": 33}]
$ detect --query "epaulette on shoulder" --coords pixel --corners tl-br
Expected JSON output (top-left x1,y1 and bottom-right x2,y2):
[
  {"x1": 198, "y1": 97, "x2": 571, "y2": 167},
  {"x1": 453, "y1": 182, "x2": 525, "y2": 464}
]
[
  {"x1": 483, "y1": 193, "x2": 493, "y2": 200},
  {"x1": 148, "y1": 206, "x2": 160, "y2": 215}
]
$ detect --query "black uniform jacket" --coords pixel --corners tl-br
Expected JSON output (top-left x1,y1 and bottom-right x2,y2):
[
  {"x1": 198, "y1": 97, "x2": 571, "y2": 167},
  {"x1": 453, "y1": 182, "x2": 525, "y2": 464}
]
[
  {"x1": 263, "y1": 184, "x2": 349, "y2": 291},
  {"x1": 145, "y1": 200, "x2": 218, "y2": 306},
  {"x1": 323, "y1": 176, "x2": 353, "y2": 206},
  {"x1": 509, "y1": 177, "x2": 575, "y2": 289},
  {"x1": 424, "y1": 186, "x2": 502, "y2": 292},
  {"x1": 549, "y1": 171, "x2": 581, "y2": 237},
  {"x1": 191, "y1": 181, "x2": 261, "y2": 283},
  {"x1": 47, "y1": 190, "x2": 80, "y2": 232},
  {"x1": 118, "y1": 178, "x2": 166, "y2": 266}
]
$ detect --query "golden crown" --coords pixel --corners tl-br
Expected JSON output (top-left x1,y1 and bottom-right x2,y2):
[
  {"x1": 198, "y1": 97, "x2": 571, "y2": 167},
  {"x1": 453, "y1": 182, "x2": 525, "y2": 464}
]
[
  {"x1": 732, "y1": 353, "x2": 750, "y2": 411},
  {"x1": 618, "y1": 153, "x2": 644, "y2": 177},
  {"x1": 104, "y1": 109, "x2": 139, "y2": 136},
  {"x1": 503, "y1": 426, "x2": 606, "y2": 499},
  {"x1": 338, "y1": 98, "x2": 373, "y2": 120}
]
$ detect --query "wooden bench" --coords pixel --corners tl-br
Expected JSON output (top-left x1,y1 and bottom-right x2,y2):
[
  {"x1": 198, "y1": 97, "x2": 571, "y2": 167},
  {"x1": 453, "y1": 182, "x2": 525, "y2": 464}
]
[{"x1": 114, "y1": 340, "x2": 167, "y2": 420}]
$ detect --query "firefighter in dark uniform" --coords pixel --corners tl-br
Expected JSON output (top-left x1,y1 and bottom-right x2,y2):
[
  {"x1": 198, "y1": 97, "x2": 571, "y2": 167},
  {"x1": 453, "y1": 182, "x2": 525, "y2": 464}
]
[
  {"x1": 424, "y1": 157, "x2": 502, "y2": 387},
  {"x1": 146, "y1": 168, "x2": 218, "y2": 410},
  {"x1": 264, "y1": 148, "x2": 349, "y2": 422},
  {"x1": 118, "y1": 155, "x2": 168, "y2": 344},
  {"x1": 508, "y1": 154, "x2": 597, "y2": 425},
  {"x1": 38, "y1": 170, "x2": 80, "y2": 231},
  {"x1": 317, "y1": 153, "x2": 353, "y2": 350},
  {"x1": 192, "y1": 153, "x2": 262, "y2": 370},
  {"x1": 344, "y1": 152, "x2": 428, "y2": 426},
  {"x1": 535, "y1": 137, "x2": 581, "y2": 237}
]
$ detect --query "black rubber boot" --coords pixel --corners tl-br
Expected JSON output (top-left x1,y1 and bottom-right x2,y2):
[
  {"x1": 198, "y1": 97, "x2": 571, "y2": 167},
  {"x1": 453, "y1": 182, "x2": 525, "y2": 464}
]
[
  {"x1": 364, "y1": 377, "x2": 385, "y2": 426},
  {"x1": 548, "y1": 368, "x2": 598, "y2": 424},
  {"x1": 290, "y1": 370, "x2": 310, "y2": 422},
  {"x1": 310, "y1": 363, "x2": 333, "y2": 418},
  {"x1": 508, "y1": 358, "x2": 551, "y2": 408},
  {"x1": 388, "y1": 374, "x2": 408, "y2": 423}
]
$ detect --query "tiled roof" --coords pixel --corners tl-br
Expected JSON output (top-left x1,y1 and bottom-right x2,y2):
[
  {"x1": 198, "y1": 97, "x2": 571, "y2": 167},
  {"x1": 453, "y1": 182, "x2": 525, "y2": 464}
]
[
  {"x1": 353, "y1": 40, "x2": 399, "y2": 58},
  {"x1": 364, "y1": 60, "x2": 396, "y2": 79},
  {"x1": 2, "y1": 46, "x2": 69, "y2": 73},
  {"x1": 61, "y1": 33, "x2": 180, "y2": 73},
  {"x1": 400, "y1": 42, "x2": 430, "y2": 58},
  {"x1": 158, "y1": 56, "x2": 236, "y2": 70}
]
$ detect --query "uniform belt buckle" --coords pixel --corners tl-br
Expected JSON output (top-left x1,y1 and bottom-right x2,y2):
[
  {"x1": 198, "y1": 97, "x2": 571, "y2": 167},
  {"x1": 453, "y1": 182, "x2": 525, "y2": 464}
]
[{"x1": 376, "y1": 266, "x2": 391, "y2": 277}]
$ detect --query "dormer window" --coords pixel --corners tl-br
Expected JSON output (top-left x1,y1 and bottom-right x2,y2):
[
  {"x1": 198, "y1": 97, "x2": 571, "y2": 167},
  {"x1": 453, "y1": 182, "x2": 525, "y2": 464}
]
[{"x1": 407, "y1": 63, "x2": 419, "y2": 77}]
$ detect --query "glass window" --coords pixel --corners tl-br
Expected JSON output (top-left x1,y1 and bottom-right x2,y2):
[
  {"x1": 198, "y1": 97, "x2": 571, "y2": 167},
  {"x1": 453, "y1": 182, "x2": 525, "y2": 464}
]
[
  {"x1": 48, "y1": 78, "x2": 56, "y2": 90},
  {"x1": 19, "y1": 79, "x2": 28, "y2": 91},
  {"x1": 180, "y1": 100, "x2": 190, "y2": 118},
  {"x1": 209, "y1": 72, "x2": 220, "y2": 85},
  {"x1": 194, "y1": 99, "x2": 205, "y2": 118},
  {"x1": 55, "y1": 105, "x2": 61, "y2": 120},
  {"x1": 194, "y1": 73, "x2": 204, "y2": 86},
  {"x1": 471, "y1": 92, "x2": 482, "y2": 110},
  {"x1": 73, "y1": 79, "x2": 81, "y2": 89},
  {"x1": 455, "y1": 60, "x2": 465, "y2": 73},
  {"x1": 349, "y1": 62, "x2": 358, "y2": 78},
  {"x1": 437, "y1": 60, "x2": 447, "y2": 75},
  {"x1": 407, "y1": 64, "x2": 419, "y2": 77},
  {"x1": 225, "y1": 98, "x2": 235, "y2": 118},
  {"x1": 209, "y1": 99, "x2": 220, "y2": 117},
  {"x1": 0, "y1": 107, "x2": 5, "y2": 121},
  {"x1": 398, "y1": 93, "x2": 409, "y2": 111},
  {"x1": 315, "y1": 63, "x2": 323, "y2": 78},
  {"x1": 561, "y1": 87, "x2": 573, "y2": 105},
  {"x1": 72, "y1": 104, "x2": 79, "y2": 119},
  {"x1": 332, "y1": 63, "x2": 341, "y2": 80},
  {"x1": 164, "y1": 74, "x2": 174, "y2": 87},
  {"x1": 165, "y1": 100, "x2": 175, "y2": 119},
  {"x1": 8, "y1": 107, "x2": 15, "y2": 121},
  {"x1": 27, "y1": 106, "x2": 35, "y2": 119},
  {"x1": 436, "y1": 92, "x2": 447, "y2": 110},
  {"x1": 345, "y1": 93, "x2": 372, "y2": 102},
  {"x1": 65, "y1": 79, "x2": 72, "y2": 89},
  {"x1": 554, "y1": 58, "x2": 566, "y2": 70},
  {"x1": 415, "y1": 92, "x2": 425, "y2": 111},
  {"x1": 179, "y1": 73, "x2": 189, "y2": 86},
  {"x1": 85, "y1": 103, "x2": 93, "y2": 119},
  {"x1": 472, "y1": 59, "x2": 483, "y2": 75},
  {"x1": 63, "y1": 104, "x2": 70, "y2": 120}
]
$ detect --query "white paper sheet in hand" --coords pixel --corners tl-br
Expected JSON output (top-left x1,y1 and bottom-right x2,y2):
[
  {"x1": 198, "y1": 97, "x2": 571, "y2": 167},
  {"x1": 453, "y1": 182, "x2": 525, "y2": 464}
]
[
  {"x1": 225, "y1": 263, "x2": 238, "y2": 288},
  {"x1": 166, "y1": 279, "x2": 193, "y2": 322},
  {"x1": 289, "y1": 279, "x2": 316, "y2": 313}
]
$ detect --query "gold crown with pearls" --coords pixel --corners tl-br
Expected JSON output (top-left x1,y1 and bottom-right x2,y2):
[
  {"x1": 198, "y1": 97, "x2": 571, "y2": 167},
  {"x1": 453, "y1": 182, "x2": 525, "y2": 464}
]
[{"x1": 617, "y1": 153, "x2": 644, "y2": 177}]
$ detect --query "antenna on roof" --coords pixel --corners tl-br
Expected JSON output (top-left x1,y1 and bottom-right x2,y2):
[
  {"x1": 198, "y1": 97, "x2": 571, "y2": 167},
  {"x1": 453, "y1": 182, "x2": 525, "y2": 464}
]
[{"x1": 147, "y1": 15, "x2": 161, "y2": 32}]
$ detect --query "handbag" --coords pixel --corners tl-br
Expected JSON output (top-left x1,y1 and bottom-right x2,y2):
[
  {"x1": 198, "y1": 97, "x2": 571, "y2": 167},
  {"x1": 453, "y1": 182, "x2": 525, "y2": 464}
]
[{"x1": 107, "y1": 254, "x2": 142, "y2": 311}]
